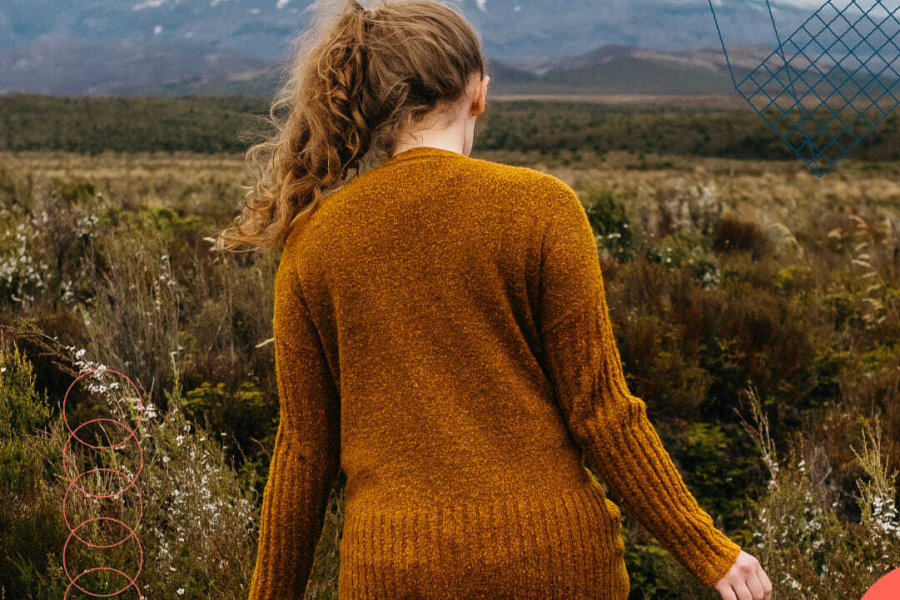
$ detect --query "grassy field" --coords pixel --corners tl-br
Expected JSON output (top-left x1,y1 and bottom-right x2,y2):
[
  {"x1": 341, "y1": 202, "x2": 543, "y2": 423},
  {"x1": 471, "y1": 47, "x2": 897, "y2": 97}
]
[{"x1": 1, "y1": 98, "x2": 899, "y2": 599}]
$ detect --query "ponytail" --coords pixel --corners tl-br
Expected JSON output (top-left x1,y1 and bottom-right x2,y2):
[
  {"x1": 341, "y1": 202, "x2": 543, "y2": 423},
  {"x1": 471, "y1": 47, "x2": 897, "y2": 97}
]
[{"x1": 217, "y1": 0, "x2": 486, "y2": 252}]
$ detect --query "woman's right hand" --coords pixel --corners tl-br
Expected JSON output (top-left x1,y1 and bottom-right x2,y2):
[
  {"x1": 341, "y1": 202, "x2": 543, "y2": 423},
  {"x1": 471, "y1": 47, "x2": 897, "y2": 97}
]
[{"x1": 713, "y1": 550, "x2": 773, "y2": 600}]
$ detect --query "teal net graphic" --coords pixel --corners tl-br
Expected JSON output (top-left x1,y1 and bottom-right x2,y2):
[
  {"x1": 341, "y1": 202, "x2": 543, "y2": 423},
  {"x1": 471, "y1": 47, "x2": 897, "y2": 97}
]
[{"x1": 708, "y1": 0, "x2": 900, "y2": 176}]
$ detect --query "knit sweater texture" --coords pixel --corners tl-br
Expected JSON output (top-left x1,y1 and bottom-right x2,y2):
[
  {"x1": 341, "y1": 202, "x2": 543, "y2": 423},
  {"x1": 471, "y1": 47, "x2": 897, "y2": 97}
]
[{"x1": 248, "y1": 145, "x2": 742, "y2": 600}]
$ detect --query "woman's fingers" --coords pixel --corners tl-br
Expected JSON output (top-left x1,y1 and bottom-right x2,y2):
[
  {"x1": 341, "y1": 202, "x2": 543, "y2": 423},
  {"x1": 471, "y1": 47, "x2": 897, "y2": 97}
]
[
  {"x1": 715, "y1": 581, "x2": 738, "y2": 600},
  {"x1": 757, "y1": 565, "x2": 773, "y2": 600},
  {"x1": 732, "y1": 579, "x2": 754, "y2": 600},
  {"x1": 713, "y1": 550, "x2": 773, "y2": 600},
  {"x1": 745, "y1": 569, "x2": 766, "y2": 600}
]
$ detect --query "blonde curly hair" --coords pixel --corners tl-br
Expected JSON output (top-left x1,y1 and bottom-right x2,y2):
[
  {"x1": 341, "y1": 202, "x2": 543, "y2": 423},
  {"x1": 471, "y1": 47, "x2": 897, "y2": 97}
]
[{"x1": 216, "y1": 0, "x2": 488, "y2": 252}]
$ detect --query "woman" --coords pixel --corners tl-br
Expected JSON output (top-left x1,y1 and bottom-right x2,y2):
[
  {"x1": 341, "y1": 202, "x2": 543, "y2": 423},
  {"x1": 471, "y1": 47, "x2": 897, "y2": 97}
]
[{"x1": 217, "y1": 0, "x2": 773, "y2": 598}]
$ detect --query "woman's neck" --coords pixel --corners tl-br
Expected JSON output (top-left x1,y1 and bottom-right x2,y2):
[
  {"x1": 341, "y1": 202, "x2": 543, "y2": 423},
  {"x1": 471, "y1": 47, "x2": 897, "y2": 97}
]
[{"x1": 390, "y1": 129, "x2": 470, "y2": 158}]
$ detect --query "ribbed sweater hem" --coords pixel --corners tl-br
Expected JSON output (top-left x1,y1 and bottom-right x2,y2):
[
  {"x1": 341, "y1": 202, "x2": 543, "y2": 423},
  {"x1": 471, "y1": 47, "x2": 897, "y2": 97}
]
[{"x1": 336, "y1": 485, "x2": 631, "y2": 600}]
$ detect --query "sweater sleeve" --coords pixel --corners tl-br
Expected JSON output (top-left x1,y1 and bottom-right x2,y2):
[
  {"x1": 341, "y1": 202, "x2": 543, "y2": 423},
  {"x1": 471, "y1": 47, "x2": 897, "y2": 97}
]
[
  {"x1": 248, "y1": 256, "x2": 341, "y2": 600},
  {"x1": 534, "y1": 182, "x2": 741, "y2": 588}
]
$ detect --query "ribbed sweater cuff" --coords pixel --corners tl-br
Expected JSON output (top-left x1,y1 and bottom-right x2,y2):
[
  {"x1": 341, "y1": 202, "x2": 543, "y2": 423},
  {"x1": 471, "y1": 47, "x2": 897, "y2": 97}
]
[
  {"x1": 247, "y1": 433, "x2": 337, "y2": 600},
  {"x1": 581, "y1": 404, "x2": 741, "y2": 588}
]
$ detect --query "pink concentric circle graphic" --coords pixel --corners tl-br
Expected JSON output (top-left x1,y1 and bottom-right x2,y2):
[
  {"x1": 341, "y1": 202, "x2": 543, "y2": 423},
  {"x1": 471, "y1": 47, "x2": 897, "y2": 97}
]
[{"x1": 61, "y1": 368, "x2": 144, "y2": 599}]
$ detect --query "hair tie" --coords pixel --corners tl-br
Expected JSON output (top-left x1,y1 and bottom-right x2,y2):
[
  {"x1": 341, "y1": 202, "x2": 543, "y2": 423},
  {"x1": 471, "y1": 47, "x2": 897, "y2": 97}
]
[
  {"x1": 352, "y1": 0, "x2": 370, "y2": 18},
  {"x1": 359, "y1": 3, "x2": 373, "y2": 31}
]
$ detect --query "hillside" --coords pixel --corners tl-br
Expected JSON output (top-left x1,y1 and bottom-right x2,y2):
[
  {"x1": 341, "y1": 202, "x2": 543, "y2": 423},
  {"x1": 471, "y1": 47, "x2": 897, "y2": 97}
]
[{"x1": 0, "y1": 0, "x2": 828, "y2": 96}]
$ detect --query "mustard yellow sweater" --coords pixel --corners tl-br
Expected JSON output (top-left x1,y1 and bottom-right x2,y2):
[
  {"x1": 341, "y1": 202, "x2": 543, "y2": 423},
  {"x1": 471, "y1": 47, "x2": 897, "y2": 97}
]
[{"x1": 248, "y1": 145, "x2": 742, "y2": 600}]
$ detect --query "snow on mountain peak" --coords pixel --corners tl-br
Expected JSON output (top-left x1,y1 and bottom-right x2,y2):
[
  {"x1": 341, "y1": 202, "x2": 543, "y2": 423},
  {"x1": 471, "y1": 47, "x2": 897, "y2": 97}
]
[{"x1": 132, "y1": 0, "x2": 166, "y2": 11}]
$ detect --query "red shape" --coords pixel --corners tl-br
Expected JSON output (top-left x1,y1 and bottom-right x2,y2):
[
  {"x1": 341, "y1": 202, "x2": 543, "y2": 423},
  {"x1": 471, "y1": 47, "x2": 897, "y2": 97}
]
[{"x1": 862, "y1": 567, "x2": 900, "y2": 600}]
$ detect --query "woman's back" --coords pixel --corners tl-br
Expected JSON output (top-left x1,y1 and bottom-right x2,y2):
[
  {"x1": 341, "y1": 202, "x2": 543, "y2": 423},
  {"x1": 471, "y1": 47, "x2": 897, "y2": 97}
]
[
  {"x1": 287, "y1": 146, "x2": 594, "y2": 502},
  {"x1": 253, "y1": 145, "x2": 740, "y2": 599}
]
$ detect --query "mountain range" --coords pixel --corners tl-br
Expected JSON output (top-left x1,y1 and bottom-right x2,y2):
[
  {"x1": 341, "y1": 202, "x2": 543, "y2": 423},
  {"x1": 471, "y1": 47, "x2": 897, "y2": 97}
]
[{"x1": 1, "y1": 0, "x2": 897, "y2": 96}]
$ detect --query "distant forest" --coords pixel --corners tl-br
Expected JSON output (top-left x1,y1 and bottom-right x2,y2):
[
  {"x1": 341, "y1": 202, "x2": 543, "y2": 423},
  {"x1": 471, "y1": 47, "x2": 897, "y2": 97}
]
[{"x1": 4, "y1": 93, "x2": 900, "y2": 161}]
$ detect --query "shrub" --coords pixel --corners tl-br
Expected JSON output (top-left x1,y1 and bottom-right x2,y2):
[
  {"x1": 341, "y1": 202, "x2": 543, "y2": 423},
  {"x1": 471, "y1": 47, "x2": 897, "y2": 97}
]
[
  {"x1": 584, "y1": 186, "x2": 635, "y2": 261},
  {"x1": 0, "y1": 343, "x2": 59, "y2": 599},
  {"x1": 182, "y1": 379, "x2": 277, "y2": 494},
  {"x1": 0, "y1": 343, "x2": 262, "y2": 600},
  {"x1": 713, "y1": 215, "x2": 770, "y2": 260},
  {"x1": 736, "y1": 386, "x2": 900, "y2": 599},
  {"x1": 77, "y1": 222, "x2": 181, "y2": 408}
]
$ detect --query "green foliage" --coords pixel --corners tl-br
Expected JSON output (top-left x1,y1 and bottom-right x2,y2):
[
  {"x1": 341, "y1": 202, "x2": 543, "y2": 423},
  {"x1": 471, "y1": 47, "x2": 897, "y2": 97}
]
[
  {"x1": 739, "y1": 389, "x2": 900, "y2": 599},
  {"x1": 0, "y1": 342, "x2": 49, "y2": 438},
  {"x1": 0, "y1": 167, "x2": 112, "y2": 308},
  {"x1": 774, "y1": 265, "x2": 798, "y2": 292},
  {"x1": 0, "y1": 344, "x2": 62, "y2": 600},
  {"x1": 622, "y1": 536, "x2": 680, "y2": 599},
  {"x1": 142, "y1": 206, "x2": 204, "y2": 239},
  {"x1": 859, "y1": 341, "x2": 899, "y2": 370},
  {"x1": 183, "y1": 379, "x2": 277, "y2": 485},
  {"x1": 0, "y1": 94, "x2": 270, "y2": 154},
  {"x1": 0, "y1": 347, "x2": 262, "y2": 599},
  {"x1": 4, "y1": 95, "x2": 900, "y2": 161},
  {"x1": 584, "y1": 186, "x2": 635, "y2": 261},
  {"x1": 119, "y1": 380, "x2": 260, "y2": 600},
  {"x1": 141, "y1": 205, "x2": 208, "y2": 264},
  {"x1": 644, "y1": 234, "x2": 721, "y2": 288},
  {"x1": 0, "y1": 343, "x2": 51, "y2": 500},
  {"x1": 676, "y1": 421, "x2": 759, "y2": 520},
  {"x1": 683, "y1": 421, "x2": 729, "y2": 475},
  {"x1": 808, "y1": 345, "x2": 853, "y2": 407},
  {"x1": 51, "y1": 178, "x2": 96, "y2": 204}
]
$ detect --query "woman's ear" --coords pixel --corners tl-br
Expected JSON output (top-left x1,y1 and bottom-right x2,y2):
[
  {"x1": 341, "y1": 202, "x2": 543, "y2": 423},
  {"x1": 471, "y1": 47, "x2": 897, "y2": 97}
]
[{"x1": 471, "y1": 74, "x2": 489, "y2": 117}]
